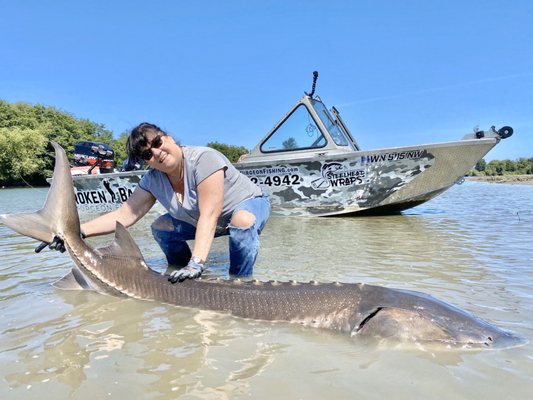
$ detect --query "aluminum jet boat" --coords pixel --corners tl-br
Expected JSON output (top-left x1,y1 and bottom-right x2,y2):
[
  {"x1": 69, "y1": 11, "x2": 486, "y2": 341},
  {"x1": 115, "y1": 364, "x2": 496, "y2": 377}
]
[{"x1": 66, "y1": 73, "x2": 514, "y2": 216}]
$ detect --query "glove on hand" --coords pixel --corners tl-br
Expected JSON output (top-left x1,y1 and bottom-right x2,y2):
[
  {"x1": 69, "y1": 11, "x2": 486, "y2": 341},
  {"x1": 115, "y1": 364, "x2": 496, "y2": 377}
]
[
  {"x1": 35, "y1": 230, "x2": 86, "y2": 253},
  {"x1": 168, "y1": 259, "x2": 205, "y2": 284}
]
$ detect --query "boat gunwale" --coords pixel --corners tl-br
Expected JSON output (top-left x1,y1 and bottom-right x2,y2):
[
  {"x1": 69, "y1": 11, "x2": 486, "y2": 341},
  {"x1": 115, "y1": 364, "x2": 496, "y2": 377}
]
[{"x1": 236, "y1": 136, "x2": 499, "y2": 167}]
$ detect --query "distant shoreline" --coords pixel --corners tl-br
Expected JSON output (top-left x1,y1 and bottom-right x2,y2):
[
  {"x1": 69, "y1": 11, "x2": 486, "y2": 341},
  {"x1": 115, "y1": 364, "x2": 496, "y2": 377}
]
[{"x1": 466, "y1": 174, "x2": 533, "y2": 185}]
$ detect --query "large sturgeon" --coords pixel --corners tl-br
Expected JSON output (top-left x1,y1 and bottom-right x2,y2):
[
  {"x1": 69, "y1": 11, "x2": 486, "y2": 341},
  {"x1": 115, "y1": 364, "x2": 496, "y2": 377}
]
[{"x1": 0, "y1": 142, "x2": 525, "y2": 349}]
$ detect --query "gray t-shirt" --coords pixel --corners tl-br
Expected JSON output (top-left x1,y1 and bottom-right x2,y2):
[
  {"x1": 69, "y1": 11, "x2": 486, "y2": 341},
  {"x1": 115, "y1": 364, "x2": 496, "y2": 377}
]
[{"x1": 139, "y1": 146, "x2": 262, "y2": 229}]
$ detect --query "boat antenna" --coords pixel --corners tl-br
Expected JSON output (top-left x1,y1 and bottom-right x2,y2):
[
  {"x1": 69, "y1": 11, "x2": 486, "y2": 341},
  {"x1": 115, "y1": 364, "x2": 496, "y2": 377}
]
[{"x1": 305, "y1": 71, "x2": 319, "y2": 98}]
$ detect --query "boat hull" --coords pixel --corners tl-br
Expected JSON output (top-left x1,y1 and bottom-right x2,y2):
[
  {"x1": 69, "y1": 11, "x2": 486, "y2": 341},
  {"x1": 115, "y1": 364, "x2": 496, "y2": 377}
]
[
  {"x1": 236, "y1": 138, "x2": 497, "y2": 216},
  {"x1": 68, "y1": 170, "x2": 145, "y2": 214}
]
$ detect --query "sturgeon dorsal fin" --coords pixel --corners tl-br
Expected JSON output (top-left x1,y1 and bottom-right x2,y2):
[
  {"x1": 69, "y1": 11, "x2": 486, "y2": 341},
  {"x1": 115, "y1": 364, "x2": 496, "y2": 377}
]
[{"x1": 97, "y1": 221, "x2": 147, "y2": 264}]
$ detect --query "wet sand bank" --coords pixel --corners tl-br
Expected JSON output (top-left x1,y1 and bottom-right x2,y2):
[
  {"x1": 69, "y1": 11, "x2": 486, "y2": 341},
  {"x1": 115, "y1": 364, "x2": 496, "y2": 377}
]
[{"x1": 467, "y1": 174, "x2": 533, "y2": 185}]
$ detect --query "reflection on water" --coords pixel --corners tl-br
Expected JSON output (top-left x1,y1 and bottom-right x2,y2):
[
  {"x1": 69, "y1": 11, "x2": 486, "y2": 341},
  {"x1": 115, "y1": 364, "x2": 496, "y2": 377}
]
[{"x1": 1, "y1": 182, "x2": 533, "y2": 399}]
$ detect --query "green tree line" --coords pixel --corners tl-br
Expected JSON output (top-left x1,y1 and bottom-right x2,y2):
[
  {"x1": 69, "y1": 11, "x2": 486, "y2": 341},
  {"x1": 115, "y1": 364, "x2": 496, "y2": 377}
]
[
  {"x1": 0, "y1": 100, "x2": 249, "y2": 186},
  {"x1": 469, "y1": 158, "x2": 533, "y2": 176}
]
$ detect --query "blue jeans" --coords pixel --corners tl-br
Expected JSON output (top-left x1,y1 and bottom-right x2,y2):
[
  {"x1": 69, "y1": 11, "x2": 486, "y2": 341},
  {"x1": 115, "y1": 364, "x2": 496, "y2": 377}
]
[{"x1": 151, "y1": 195, "x2": 270, "y2": 276}]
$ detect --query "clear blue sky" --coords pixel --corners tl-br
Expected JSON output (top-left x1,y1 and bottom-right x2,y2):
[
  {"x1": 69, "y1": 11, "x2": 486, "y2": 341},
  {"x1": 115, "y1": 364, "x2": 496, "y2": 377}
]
[{"x1": 1, "y1": 0, "x2": 532, "y2": 161}]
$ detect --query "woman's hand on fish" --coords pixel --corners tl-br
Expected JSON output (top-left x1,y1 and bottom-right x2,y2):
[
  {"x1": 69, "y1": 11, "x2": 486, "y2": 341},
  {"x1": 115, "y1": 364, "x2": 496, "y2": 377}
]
[{"x1": 168, "y1": 259, "x2": 205, "y2": 283}]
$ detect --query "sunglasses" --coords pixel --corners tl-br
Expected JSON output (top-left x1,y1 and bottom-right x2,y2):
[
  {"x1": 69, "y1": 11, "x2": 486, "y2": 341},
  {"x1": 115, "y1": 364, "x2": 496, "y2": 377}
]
[{"x1": 139, "y1": 135, "x2": 164, "y2": 161}]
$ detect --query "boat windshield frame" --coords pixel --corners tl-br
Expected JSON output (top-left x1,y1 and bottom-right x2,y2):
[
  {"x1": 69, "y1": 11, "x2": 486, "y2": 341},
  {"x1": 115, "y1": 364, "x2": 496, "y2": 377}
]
[
  {"x1": 310, "y1": 98, "x2": 354, "y2": 149},
  {"x1": 257, "y1": 95, "x2": 358, "y2": 156},
  {"x1": 259, "y1": 103, "x2": 329, "y2": 154}
]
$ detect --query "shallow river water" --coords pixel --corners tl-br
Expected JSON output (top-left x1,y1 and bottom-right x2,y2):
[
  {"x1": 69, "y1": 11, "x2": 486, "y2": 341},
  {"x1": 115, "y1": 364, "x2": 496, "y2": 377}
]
[{"x1": 1, "y1": 181, "x2": 532, "y2": 399}]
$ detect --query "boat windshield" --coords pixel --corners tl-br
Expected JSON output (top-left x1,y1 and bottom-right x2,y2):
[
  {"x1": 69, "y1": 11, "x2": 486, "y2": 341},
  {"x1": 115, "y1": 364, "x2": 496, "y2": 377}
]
[
  {"x1": 260, "y1": 104, "x2": 326, "y2": 153},
  {"x1": 311, "y1": 100, "x2": 351, "y2": 147}
]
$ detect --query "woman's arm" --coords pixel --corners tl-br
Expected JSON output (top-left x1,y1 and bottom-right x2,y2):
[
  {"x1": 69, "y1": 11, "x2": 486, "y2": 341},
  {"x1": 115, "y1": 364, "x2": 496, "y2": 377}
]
[
  {"x1": 191, "y1": 169, "x2": 225, "y2": 262},
  {"x1": 81, "y1": 186, "x2": 156, "y2": 237}
]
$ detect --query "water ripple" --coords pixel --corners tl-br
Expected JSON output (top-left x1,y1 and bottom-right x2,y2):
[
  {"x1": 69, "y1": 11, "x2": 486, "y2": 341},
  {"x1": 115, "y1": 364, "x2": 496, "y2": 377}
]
[{"x1": 0, "y1": 183, "x2": 532, "y2": 399}]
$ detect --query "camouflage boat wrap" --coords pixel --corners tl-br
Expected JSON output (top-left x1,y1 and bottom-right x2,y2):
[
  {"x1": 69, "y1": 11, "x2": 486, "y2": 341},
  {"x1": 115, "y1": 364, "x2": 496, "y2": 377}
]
[
  {"x1": 236, "y1": 138, "x2": 498, "y2": 216},
  {"x1": 70, "y1": 171, "x2": 146, "y2": 214}
]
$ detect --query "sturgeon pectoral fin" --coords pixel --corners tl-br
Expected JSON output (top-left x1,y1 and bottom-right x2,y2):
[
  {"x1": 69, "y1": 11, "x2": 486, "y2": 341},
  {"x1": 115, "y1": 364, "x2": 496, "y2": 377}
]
[{"x1": 52, "y1": 268, "x2": 94, "y2": 290}]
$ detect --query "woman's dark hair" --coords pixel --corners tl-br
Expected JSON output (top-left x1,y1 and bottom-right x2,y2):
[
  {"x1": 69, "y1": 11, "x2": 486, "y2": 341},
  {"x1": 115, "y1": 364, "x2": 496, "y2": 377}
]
[{"x1": 126, "y1": 122, "x2": 167, "y2": 163}]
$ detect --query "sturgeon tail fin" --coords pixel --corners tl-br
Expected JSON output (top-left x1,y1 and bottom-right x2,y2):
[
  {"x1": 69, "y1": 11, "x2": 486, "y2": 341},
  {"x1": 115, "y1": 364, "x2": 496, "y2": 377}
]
[{"x1": 0, "y1": 141, "x2": 81, "y2": 243}]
